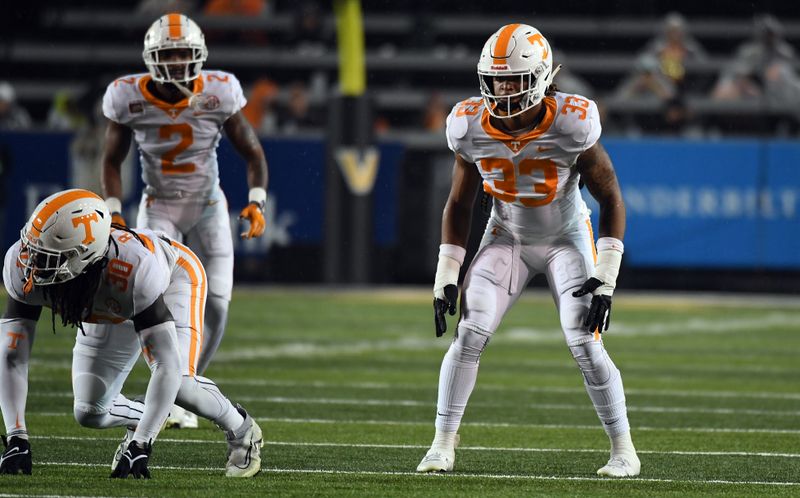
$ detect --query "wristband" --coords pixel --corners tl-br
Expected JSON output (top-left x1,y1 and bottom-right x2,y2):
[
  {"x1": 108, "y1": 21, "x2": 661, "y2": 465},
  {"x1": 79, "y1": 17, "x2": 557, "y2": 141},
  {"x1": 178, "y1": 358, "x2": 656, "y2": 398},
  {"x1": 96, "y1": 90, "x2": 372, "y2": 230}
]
[
  {"x1": 248, "y1": 187, "x2": 267, "y2": 210},
  {"x1": 439, "y1": 244, "x2": 466, "y2": 266},
  {"x1": 594, "y1": 237, "x2": 623, "y2": 292}
]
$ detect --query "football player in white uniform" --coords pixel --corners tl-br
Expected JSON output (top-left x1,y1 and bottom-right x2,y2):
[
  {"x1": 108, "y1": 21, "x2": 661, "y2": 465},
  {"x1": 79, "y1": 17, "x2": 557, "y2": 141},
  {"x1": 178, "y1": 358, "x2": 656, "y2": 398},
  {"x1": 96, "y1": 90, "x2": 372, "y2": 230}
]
[
  {"x1": 100, "y1": 13, "x2": 269, "y2": 428},
  {"x1": 417, "y1": 24, "x2": 640, "y2": 477},
  {"x1": 0, "y1": 189, "x2": 262, "y2": 478}
]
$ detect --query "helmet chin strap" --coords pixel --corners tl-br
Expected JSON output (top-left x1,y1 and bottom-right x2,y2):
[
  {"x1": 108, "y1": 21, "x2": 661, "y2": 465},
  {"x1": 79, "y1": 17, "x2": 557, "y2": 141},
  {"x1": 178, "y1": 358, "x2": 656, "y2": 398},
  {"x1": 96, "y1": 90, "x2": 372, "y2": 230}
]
[{"x1": 173, "y1": 80, "x2": 207, "y2": 110}]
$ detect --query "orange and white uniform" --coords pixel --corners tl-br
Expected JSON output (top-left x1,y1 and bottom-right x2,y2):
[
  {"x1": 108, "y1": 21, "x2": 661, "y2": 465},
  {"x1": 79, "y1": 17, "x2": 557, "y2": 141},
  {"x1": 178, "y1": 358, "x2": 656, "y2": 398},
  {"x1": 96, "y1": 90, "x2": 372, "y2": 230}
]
[
  {"x1": 446, "y1": 91, "x2": 600, "y2": 238},
  {"x1": 3, "y1": 227, "x2": 206, "y2": 379},
  {"x1": 102, "y1": 71, "x2": 246, "y2": 196},
  {"x1": 102, "y1": 70, "x2": 245, "y2": 374},
  {"x1": 446, "y1": 91, "x2": 602, "y2": 347}
]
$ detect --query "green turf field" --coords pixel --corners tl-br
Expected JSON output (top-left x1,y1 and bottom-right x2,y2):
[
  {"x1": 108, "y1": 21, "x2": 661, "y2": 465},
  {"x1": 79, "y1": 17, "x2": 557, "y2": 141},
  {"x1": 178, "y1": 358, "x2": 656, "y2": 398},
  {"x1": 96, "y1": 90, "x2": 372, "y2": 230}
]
[{"x1": 1, "y1": 288, "x2": 798, "y2": 497}]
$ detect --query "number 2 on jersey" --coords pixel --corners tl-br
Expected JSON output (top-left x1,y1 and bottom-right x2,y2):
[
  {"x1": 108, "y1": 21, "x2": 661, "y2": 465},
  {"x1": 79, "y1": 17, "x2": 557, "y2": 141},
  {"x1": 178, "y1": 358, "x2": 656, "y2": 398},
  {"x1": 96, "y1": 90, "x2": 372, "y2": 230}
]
[
  {"x1": 481, "y1": 158, "x2": 558, "y2": 207},
  {"x1": 159, "y1": 123, "x2": 196, "y2": 174}
]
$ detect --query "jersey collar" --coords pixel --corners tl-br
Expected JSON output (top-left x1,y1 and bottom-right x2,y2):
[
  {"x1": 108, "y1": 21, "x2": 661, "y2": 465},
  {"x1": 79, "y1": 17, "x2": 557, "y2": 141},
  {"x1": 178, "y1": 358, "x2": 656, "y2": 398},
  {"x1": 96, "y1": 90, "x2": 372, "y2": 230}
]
[
  {"x1": 480, "y1": 96, "x2": 556, "y2": 153},
  {"x1": 138, "y1": 75, "x2": 204, "y2": 119}
]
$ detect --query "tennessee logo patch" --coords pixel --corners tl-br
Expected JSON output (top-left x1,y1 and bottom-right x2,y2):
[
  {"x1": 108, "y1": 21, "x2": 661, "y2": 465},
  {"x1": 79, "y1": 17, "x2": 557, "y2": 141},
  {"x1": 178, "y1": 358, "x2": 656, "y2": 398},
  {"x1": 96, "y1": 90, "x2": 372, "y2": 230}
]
[
  {"x1": 200, "y1": 95, "x2": 220, "y2": 111},
  {"x1": 128, "y1": 101, "x2": 144, "y2": 114}
]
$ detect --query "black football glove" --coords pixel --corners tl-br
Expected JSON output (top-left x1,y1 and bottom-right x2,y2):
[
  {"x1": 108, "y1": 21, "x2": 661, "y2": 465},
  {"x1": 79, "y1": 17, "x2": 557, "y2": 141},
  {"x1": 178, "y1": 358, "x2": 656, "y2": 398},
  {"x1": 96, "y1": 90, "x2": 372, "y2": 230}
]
[
  {"x1": 433, "y1": 284, "x2": 459, "y2": 337},
  {"x1": 111, "y1": 440, "x2": 152, "y2": 479},
  {"x1": 572, "y1": 277, "x2": 613, "y2": 333},
  {"x1": 0, "y1": 435, "x2": 32, "y2": 475}
]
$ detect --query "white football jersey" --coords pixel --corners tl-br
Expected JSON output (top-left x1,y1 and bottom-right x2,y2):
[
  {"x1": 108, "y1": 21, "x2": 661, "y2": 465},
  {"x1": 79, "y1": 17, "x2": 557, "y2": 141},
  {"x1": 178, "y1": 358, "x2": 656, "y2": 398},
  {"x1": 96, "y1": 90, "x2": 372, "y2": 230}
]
[
  {"x1": 446, "y1": 92, "x2": 601, "y2": 236},
  {"x1": 3, "y1": 228, "x2": 176, "y2": 323},
  {"x1": 102, "y1": 70, "x2": 247, "y2": 195}
]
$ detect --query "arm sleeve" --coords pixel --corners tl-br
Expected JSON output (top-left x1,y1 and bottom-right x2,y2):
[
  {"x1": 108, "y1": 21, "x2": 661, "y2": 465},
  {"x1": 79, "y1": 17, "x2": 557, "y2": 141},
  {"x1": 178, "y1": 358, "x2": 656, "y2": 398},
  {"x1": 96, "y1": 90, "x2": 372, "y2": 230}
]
[
  {"x1": 445, "y1": 105, "x2": 473, "y2": 163},
  {"x1": 101, "y1": 83, "x2": 120, "y2": 123},
  {"x1": 227, "y1": 73, "x2": 247, "y2": 117},
  {"x1": 131, "y1": 253, "x2": 170, "y2": 317}
]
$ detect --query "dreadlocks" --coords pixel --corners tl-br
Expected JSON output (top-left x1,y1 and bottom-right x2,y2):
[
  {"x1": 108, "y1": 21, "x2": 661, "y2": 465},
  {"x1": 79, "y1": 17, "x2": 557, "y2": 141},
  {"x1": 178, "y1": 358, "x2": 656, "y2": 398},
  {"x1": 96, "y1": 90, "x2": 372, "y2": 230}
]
[{"x1": 41, "y1": 257, "x2": 107, "y2": 333}]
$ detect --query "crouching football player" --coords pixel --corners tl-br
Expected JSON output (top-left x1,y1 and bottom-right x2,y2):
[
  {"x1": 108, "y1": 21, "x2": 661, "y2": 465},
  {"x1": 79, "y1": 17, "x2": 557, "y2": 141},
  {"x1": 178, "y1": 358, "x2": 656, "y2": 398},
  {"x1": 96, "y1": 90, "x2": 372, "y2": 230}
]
[{"x1": 0, "y1": 189, "x2": 262, "y2": 478}]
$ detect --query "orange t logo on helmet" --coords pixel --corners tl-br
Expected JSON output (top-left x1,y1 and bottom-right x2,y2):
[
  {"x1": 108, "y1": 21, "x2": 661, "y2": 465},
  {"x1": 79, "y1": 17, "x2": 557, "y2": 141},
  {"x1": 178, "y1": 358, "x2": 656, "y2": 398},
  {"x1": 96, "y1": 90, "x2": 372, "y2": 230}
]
[{"x1": 72, "y1": 212, "x2": 100, "y2": 244}]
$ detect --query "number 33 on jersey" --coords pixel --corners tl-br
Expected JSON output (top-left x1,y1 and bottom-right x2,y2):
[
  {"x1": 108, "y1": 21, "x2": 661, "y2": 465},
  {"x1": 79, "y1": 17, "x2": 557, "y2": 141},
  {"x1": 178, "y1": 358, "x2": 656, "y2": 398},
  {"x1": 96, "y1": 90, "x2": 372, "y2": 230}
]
[
  {"x1": 102, "y1": 71, "x2": 246, "y2": 194},
  {"x1": 446, "y1": 92, "x2": 601, "y2": 235}
]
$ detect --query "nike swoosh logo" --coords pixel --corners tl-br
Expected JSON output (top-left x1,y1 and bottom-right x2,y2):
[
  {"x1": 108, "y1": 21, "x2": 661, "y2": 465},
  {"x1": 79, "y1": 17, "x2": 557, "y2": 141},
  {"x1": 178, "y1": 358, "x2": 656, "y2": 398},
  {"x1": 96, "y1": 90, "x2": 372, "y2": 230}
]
[
  {"x1": 537, "y1": 146, "x2": 553, "y2": 152},
  {"x1": 0, "y1": 448, "x2": 29, "y2": 465}
]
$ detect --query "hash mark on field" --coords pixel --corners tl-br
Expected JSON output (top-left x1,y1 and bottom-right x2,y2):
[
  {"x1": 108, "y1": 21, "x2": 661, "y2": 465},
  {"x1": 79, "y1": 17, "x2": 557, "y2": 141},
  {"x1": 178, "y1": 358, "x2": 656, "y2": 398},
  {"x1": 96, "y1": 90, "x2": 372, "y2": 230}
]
[{"x1": 30, "y1": 462, "x2": 800, "y2": 486}]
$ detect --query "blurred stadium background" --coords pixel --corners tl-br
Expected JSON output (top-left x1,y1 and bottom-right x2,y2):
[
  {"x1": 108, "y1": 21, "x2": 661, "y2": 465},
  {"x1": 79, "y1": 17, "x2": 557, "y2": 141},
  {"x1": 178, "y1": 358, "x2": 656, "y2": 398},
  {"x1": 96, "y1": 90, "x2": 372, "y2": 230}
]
[{"x1": 1, "y1": 0, "x2": 799, "y2": 293}]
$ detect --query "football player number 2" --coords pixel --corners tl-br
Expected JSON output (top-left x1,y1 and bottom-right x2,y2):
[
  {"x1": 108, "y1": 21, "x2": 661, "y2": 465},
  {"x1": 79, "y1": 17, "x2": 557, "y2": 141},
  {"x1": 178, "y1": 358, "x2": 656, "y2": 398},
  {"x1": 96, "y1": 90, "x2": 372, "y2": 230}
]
[
  {"x1": 481, "y1": 158, "x2": 558, "y2": 206},
  {"x1": 159, "y1": 124, "x2": 196, "y2": 174}
]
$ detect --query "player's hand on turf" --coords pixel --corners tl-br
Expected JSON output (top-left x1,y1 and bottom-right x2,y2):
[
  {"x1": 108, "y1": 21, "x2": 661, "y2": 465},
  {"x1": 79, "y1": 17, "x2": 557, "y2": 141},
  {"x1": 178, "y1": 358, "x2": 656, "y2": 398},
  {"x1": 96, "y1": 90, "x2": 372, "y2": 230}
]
[
  {"x1": 110, "y1": 440, "x2": 152, "y2": 479},
  {"x1": 572, "y1": 277, "x2": 613, "y2": 333},
  {"x1": 433, "y1": 284, "x2": 458, "y2": 337},
  {"x1": 0, "y1": 435, "x2": 32, "y2": 475},
  {"x1": 239, "y1": 202, "x2": 265, "y2": 239}
]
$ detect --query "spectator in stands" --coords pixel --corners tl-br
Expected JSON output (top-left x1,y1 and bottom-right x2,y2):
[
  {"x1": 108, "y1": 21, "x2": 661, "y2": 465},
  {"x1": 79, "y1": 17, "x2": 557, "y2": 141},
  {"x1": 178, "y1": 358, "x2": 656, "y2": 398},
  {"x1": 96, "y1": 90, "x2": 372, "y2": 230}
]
[
  {"x1": 711, "y1": 62, "x2": 762, "y2": 101},
  {"x1": 711, "y1": 15, "x2": 797, "y2": 104},
  {"x1": 0, "y1": 82, "x2": 32, "y2": 130},
  {"x1": 204, "y1": 0, "x2": 270, "y2": 45},
  {"x1": 422, "y1": 92, "x2": 448, "y2": 132},
  {"x1": 46, "y1": 90, "x2": 88, "y2": 131},
  {"x1": 243, "y1": 79, "x2": 280, "y2": 135},
  {"x1": 288, "y1": 1, "x2": 333, "y2": 55},
  {"x1": 280, "y1": 81, "x2": 322, "y2": 134},
  {"x1": 614, "y1": 54, "x2": 676, "y2": 102},
  {"x1": 552, "y1": 54, "x2": 594, "y2": 98},
  {"x1": 641, "y1": 12, "x2": 707, "y2": 92},
  {"x1": 204, "y1": 0, "x2": 266, "y2": 16},
  {"x1": 137, "y1": 0, "x2": 198, "y2": 16}
]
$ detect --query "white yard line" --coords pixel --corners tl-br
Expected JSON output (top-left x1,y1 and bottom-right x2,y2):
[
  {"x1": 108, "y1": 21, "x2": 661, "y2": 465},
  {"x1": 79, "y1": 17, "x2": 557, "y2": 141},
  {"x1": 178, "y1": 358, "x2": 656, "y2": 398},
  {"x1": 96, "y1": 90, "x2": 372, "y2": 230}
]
[
  {"x1": 217, "y1": 378, "x2": 800, "y2": 401},
  {"x1": 255, "y1": 416, "x2": 800, "y2": 435},
  {"x1": 28, "y1": 435, "x2": 800, "y2": 459},
  {"x1": 24, "y1": 391, "x2": 800, "y2": 416},
  {"x1": 24, "y1": 462, "x2": 800, "y2": 487}
]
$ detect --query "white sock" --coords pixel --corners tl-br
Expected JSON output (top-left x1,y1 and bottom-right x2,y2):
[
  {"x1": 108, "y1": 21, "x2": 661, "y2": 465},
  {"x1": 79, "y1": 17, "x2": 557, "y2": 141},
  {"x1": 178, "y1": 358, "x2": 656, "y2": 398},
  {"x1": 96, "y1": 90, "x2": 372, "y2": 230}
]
[
  {"x1": 610, "y1": 431, "x2": 636, "y2": 456},
  {"x1": 176, "y1": 376, "x2": 244, "y2": 431},
  {"x1": 431, "y1": 429, "x2": 458, "y2": 451},
  {"x1": 434, "y1": 345, "x2": 479, "y2": 433}
]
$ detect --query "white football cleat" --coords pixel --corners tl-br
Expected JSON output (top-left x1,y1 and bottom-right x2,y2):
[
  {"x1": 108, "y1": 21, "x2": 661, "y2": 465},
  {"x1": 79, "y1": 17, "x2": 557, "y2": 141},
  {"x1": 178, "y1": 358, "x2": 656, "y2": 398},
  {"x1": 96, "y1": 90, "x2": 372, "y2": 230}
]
[
  {"x1": 225, "y1": 405, "x2": 263, "y2": 478},
  {"x1": 416, "y1": 449, "x2": 455, "y2": 472},
  {"x1": 165, "y1": 404, "x2": 199, "y2": 429},
  {"x1": 416, "y1": 434, "x2": 460, "y2": 472},
  {"x1": 111, "y1": 428, "x2": 135, "y2": 470},
  {"x1": 597, "y1": 452, "x2": 641, "y2": 477}
]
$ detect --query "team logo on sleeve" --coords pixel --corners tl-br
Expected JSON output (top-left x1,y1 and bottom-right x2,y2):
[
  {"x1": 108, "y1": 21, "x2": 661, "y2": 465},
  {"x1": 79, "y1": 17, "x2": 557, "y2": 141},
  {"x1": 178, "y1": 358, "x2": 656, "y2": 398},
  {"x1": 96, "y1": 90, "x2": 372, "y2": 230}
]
[
  {"x1": 199, "y1": 95, "x2": 220, "y2": 111},
  {"x1": 128, "y1": 101, "x2": 145, "y2": 114}
]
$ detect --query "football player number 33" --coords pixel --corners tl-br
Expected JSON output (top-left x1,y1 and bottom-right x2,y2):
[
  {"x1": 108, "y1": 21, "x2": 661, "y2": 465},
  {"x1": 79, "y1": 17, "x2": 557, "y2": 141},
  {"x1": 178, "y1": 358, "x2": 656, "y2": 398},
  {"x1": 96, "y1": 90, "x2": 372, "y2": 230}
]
[
  {"x1": 160, "y1": 123, "x2": 195, "y2": 174},
  {"x1": 482, "y1": 158, "x2": 558, "y2": 207}
]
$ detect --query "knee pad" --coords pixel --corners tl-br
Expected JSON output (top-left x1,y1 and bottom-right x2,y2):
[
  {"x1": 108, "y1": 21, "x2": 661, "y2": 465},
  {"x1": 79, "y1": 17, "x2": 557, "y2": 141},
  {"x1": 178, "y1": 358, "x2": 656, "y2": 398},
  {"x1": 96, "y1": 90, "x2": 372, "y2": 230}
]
[
  {"x1": 451, "y1": 325, "x2": 491, "y2": 363},
  {"x1": 569, "y1": 340, "x2": 617, "y2": 387},
  {"x1": 73, "y1": 404, "x2": 107, "y2": 428},
  {"x1": 72, "y1": 373, "x2": 111, "y2": 416}
]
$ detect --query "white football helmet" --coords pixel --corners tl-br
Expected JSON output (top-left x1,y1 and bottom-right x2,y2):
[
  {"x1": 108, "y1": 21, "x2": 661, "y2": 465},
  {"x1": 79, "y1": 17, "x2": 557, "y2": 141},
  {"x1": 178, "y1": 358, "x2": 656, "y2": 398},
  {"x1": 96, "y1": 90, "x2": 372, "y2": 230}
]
[
  {"x1": 477, "y1": 24, "x2": 559, "y2": 118},
  {"x1": 19, "y1": 189, "x2": 111, "y2": 287},
  {"x1": 143, "y1": 13, "x2": 208, "y2": 84}
]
